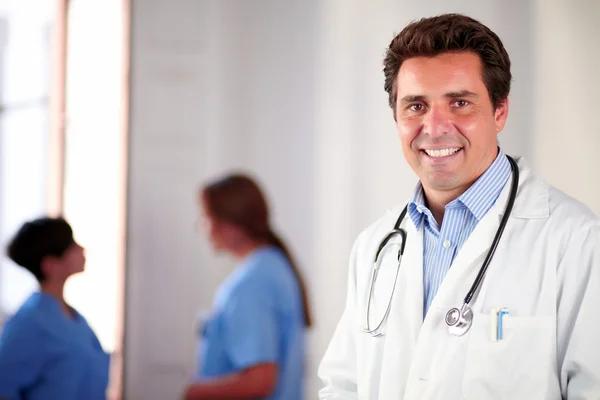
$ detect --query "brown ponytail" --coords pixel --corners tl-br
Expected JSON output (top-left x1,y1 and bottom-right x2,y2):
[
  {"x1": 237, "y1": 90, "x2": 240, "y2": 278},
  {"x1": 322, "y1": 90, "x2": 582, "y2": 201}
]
[
  {"x1": 267, "y1": 230, "x2": 313, "y2": 328},
  {"x1": 201, "y1": 174, "x2": 313, "y2": 328}
]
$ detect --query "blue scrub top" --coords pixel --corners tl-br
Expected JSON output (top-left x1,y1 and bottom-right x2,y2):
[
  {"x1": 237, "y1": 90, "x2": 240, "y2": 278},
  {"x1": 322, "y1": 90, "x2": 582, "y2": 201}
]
[
  {"x1": 0, "y1": 292, "x2": 110, "y2": 400},
  {"x1": 197, "y1": 246, "x2": 305, "y2": 400}
]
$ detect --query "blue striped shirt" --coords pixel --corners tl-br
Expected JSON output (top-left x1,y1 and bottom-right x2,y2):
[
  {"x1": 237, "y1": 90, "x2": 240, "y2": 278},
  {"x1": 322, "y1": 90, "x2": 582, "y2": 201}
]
[{"x1": 408, "y1": 149, "x2": 511, "y2": 317}]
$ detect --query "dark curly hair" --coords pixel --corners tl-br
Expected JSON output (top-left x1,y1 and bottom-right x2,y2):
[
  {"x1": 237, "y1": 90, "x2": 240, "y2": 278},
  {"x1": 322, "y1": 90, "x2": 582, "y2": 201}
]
[
  {"x1": 6, "y1": 217, "x2": 74, "y2": 282},
  {"x1": 383, "y1": 13, "x2": 512, "y2": 114}
]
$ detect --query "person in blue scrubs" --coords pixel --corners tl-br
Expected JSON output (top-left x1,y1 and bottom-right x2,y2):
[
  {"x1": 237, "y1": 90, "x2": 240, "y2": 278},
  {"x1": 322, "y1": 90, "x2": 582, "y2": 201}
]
[
  {"x1": 0, "y1": 217, "x2": 110, "y2": 400},
  {"x1": 183, "y1": 174, "x2": 312, "y2": 400}
]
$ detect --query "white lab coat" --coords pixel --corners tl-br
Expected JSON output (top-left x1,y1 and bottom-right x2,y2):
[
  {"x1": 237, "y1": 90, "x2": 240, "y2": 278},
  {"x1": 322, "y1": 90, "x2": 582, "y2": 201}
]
[{"x1": 318, "y1": 157, "x2": 600, "y2": 400}]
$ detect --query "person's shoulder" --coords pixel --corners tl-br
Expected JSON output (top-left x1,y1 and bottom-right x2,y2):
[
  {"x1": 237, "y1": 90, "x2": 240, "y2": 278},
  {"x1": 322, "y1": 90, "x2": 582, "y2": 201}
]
[
  {"x1": 543, "y1": 185, "x2": 600, "y2": 258},
  {"x1": 514, "y1": 157, "x2": 599, "y2": 233},
  {"x1": 223, "y1": 248, "x2": 282, "y2": 295},
  {"x1": 4, "y1": 293, "x2": 46, "y2": 327},
  {"x1": 0, "y1": 295, "x2": 47, "y2": 344},
  {"x1": 341, "y1": 202, "x2": 409, "y2": 266},
  {"x1": 240, "y1": 247, "x2": 292, "y2": 288},
  {"x1": 354, "y1": 202, "x2": 407, "y2": 246},
  {"x1": 518, "y1": 166, "x2": 600, "y2": 253},
  {"x1": 254, "y1": 246, "x2": 289, "y2": 268},
  {"x1": 546, "y1": 184, "x2": 600, "y2": 230}
]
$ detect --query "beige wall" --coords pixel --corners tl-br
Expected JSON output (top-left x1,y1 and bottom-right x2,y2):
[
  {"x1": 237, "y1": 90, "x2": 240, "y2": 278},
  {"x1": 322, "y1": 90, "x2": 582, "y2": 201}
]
[{"x1": 533, "y1": 0, "x2": 600, "y2": 215}]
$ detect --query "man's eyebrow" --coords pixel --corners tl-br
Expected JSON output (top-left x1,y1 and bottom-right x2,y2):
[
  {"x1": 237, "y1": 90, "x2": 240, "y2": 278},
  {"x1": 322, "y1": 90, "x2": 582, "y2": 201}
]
[
  {"x1": 444, "y1": 90, "x2": 479, "y2": 99},
  {"x1": 399, "y1": 91, "x2": 479, "y2": 104},
  {"x1": 399, "y1": 95, "x2": 426, "y2": 104}
]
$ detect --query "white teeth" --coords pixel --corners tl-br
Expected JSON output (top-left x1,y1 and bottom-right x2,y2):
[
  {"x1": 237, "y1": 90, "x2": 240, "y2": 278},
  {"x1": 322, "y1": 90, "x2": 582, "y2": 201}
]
[{"x1": 424, "y1": 148, "x2": 460, "y2": 158}]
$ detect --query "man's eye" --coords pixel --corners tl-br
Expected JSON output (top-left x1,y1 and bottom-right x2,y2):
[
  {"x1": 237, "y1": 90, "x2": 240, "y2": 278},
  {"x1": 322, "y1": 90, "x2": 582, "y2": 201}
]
[{"x1": 409, "y1": 104, "x2": 423, "y2": 111}]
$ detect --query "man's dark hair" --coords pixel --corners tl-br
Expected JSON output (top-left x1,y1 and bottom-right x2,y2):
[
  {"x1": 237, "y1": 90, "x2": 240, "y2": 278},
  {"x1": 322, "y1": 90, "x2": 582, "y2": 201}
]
[
  {"x1": 6, "y1": 217, "x2": 75, "y2": 282},
  {"x1": 383, "y1": 13, "x2": 512, "y2": 113}
]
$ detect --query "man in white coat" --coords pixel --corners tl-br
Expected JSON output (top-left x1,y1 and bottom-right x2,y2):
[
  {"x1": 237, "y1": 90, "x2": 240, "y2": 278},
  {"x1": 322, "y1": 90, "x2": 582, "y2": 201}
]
[{"x1": 318, "y1": 13, "x2": 600, "y2": 400}]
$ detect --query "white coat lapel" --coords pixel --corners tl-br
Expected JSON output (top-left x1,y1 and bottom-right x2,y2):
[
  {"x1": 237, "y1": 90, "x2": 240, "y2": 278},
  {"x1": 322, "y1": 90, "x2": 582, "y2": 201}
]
[
  {"x1": 401, "y1": 216, "x2": 424, "y2": 341},
  {"x1": 440, "y1": 209, "x2": 502, "y2": 294},
  {"x1": 429, "y1": 169, "x2": 514, "y2": 311}
]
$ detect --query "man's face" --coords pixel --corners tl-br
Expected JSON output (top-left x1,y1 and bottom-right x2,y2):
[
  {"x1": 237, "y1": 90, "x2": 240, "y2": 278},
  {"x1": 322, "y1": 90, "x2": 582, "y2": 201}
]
[
  {"x1": 42, "y1": 242, "x2": 86, "y2": 282},
  {"x1": 394, "y1": 52, "x2": 508, "y2": 196}
]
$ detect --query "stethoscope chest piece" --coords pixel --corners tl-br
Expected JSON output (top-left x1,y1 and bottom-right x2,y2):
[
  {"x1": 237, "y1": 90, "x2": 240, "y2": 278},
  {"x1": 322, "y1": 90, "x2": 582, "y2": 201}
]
[{"x1": 445, "y1": 304, "x2": 473, "y2": 336}]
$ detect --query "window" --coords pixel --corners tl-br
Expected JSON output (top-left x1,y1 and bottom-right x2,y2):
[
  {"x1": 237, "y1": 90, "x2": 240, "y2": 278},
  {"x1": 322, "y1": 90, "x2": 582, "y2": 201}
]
[
  {"x1": 0, "y1": 1, "x2": 127, "y2": 398},
  {"x1": 0, "y1": 0, "x2": 56, "y2": 321}
]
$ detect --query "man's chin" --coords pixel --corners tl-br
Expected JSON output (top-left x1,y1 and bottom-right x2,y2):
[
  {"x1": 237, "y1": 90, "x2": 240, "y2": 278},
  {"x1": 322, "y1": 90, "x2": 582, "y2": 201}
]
[{"x1": 422, "y1": 172, "x2": 463, "y2": 191}]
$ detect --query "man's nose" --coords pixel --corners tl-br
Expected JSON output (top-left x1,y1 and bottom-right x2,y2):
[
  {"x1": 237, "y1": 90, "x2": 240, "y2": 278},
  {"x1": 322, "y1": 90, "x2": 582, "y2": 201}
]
[{"x1": 422, "y1": 106, "x2": 453, "y2": 138}]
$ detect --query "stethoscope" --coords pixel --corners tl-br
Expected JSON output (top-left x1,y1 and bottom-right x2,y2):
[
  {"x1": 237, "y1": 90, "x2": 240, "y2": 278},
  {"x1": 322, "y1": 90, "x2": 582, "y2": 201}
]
[{"x1": 364, "y1": 155, "x2": 519, "y2": 337}]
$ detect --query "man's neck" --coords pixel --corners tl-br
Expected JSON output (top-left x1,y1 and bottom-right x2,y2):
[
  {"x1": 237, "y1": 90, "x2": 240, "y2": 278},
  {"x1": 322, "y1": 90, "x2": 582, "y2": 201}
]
[
  {"x1": 424, "y1": 149, "x2": 500, "y2": 226},
  {"x1": 40, "y1": 280, "x2": 73, "y2": 317},
  {"x1": 423, "y1": 185, "x2": 470, "y2": 227}
]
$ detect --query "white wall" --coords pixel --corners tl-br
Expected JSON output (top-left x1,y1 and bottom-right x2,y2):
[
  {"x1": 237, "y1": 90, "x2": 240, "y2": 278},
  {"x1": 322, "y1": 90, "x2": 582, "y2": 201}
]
[
  {"x1": 124, "y1": 1, "x2": 599, "y2": 399},
  {"x1": 125, "y1": 1, "x2": 321, "y2": 397},
  {"x1": 125, "y1": 1, "x2": 227, "y2": 397}
]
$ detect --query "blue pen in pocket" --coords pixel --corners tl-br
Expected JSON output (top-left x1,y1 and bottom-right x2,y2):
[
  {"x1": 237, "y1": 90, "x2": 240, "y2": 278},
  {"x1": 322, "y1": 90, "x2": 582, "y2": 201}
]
[
  {"x1": 497, "y1": 308, "x2": 509, "y2": 340},
  {"x1": 490, "y1": 308, "x2": 499, "y2": 342}
]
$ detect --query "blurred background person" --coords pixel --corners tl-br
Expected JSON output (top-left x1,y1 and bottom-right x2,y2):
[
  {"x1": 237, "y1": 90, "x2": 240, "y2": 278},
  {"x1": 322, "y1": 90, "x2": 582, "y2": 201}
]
[
  {"x1": 0, "y1": 217, "x2": 110, "y2": 399},
  {"x1": 183, "y1": 174, "x2": 312, "y2": 400}
]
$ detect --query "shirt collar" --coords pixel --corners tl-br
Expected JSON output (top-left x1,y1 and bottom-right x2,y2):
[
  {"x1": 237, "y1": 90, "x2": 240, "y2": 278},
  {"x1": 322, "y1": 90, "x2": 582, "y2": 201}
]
[{"x1": 408, "y1": 148, "x2": 512, "y2": 228}]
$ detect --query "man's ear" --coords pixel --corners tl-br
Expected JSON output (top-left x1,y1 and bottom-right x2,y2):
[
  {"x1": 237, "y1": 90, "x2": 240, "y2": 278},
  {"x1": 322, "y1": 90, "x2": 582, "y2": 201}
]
[{"x1": 494, "y1": 97, "x2": 509, "y2": 132}]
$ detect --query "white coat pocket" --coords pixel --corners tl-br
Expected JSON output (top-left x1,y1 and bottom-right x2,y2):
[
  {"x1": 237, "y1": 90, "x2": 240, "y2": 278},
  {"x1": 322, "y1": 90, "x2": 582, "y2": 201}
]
[{"x1": 461, "y1": 312, "x2": 554, "y2": 400}]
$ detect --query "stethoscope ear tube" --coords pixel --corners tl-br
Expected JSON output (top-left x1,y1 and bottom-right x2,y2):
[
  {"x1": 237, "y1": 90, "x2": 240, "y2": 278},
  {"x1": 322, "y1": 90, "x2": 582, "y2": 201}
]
[
  {"x1": 364, "y1": 252, "x2": 404, "y2": 336},
  {"x1": 374, "y1": 206, "x2": 408, "y2": 263}
]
